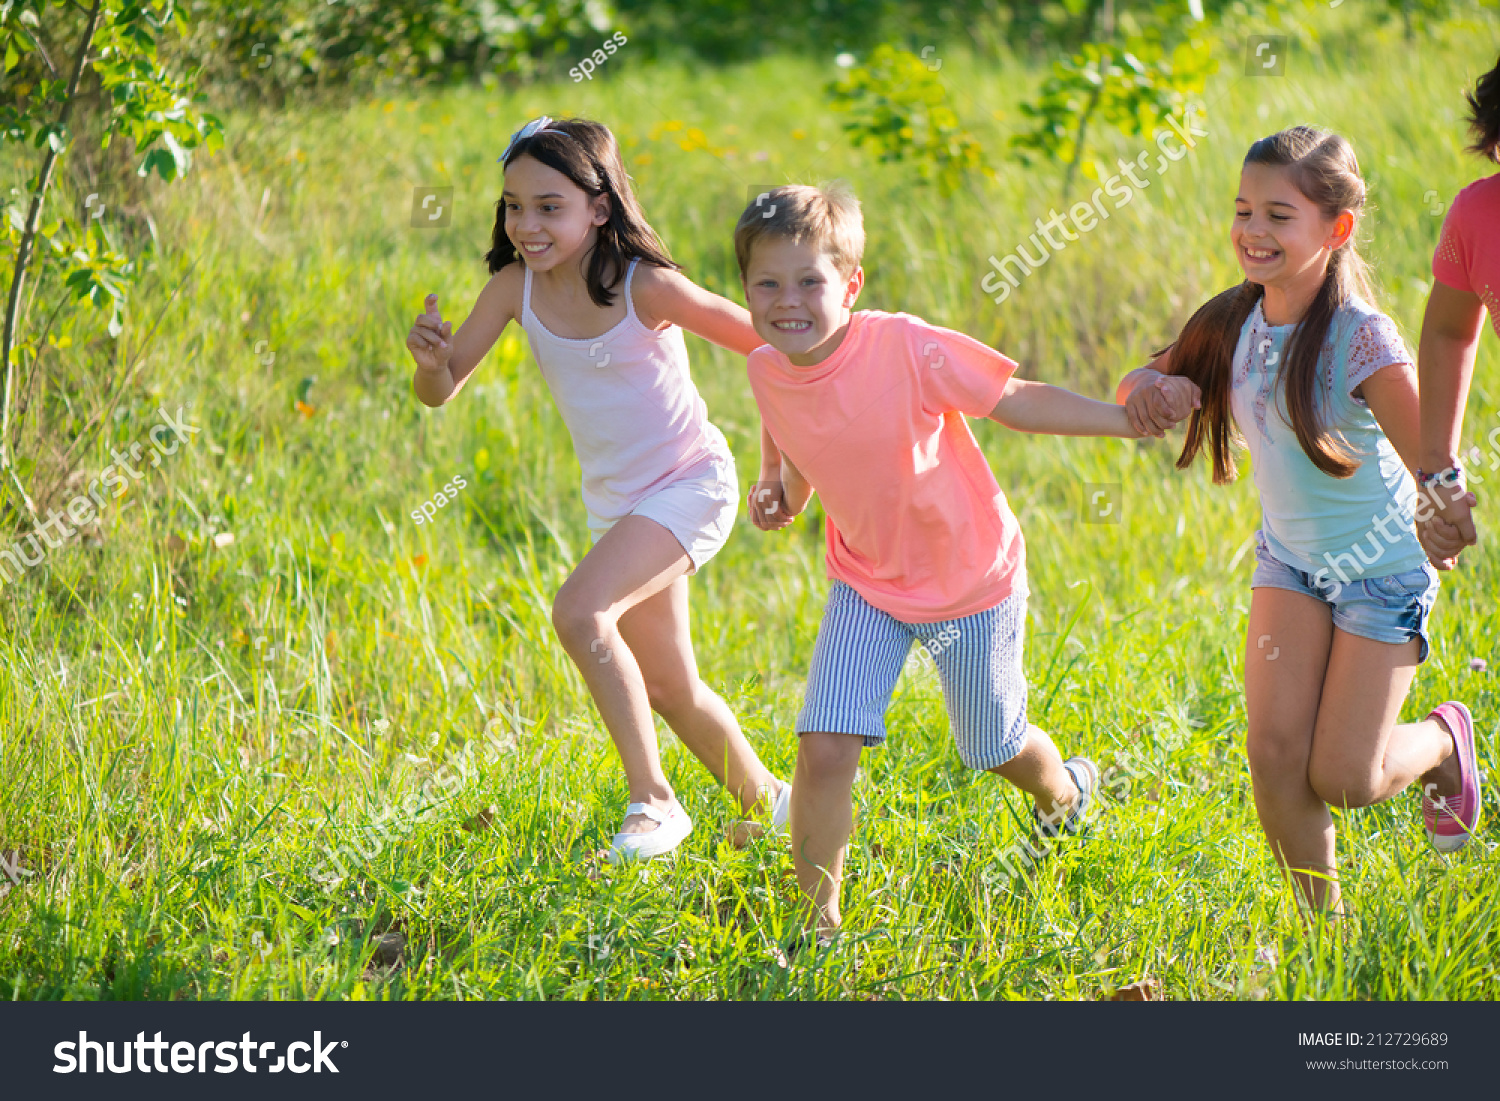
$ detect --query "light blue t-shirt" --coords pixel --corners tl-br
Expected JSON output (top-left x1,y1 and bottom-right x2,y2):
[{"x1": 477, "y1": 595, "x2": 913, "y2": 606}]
[{"x1": 1228, "y1": 295, "x2": 1424, "y2": 585}]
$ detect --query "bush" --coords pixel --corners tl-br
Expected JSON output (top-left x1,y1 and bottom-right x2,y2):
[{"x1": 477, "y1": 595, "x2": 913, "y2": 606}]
[{"x1": 170, "y1": 0, "x2": 614, "y2": 102}]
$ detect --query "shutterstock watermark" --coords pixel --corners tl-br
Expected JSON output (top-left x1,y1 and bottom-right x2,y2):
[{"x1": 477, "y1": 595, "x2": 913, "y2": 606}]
[
  {"x1": 54, "y1": 1032, "x2": 345, "y2": 1074},
  {"x1": 980, "y1": 103, "x2": 1209, "y2": 305},
  {"x1": 996, "y1": 719, "x2": 1194, "y2": 877},
  {"x1": 570, "y1": 31, "x2": 628, "y2": 81},
  {"x1": 1308, "y1": 424, "x2": 1500, "y2": 598},
  {"x1": 309, "y1": 704, "x2": 534, "y2": 889},
  {"x1": 0, "y1": 405, "x2": 199, "y2": 587},
  {"x1": 409, "y1": 472, "x2": 468, "y2": 525}
]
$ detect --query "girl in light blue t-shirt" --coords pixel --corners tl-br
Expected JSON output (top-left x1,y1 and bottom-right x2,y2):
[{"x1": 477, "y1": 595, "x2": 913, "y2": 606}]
[{"x1": 1117, "y1": 126, "x2": 1483, "y2": 916}]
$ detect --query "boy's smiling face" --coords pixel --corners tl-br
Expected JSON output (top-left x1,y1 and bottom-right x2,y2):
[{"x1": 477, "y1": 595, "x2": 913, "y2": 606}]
[{"x1": 743, "y1": 237, "x2": 864, "y2": 366}]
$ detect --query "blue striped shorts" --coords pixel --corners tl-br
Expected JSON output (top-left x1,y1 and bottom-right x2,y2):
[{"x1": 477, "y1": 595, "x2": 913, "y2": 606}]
[{"x1": 795, "y1": 579, "x2": 1030, "y2": 770}]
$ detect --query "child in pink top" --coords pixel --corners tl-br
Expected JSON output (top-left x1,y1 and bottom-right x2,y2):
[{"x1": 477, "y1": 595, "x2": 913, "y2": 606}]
[
  {"x1": 735, "y1": 183, "x2": 1198, "y2": 945},
  {"x1": 1419, "y1": 50, "x2": 1500, "y2": 565}
]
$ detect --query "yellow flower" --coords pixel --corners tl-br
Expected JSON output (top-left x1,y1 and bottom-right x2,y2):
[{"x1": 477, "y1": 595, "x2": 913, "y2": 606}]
[{"x1": 792, "y1": 129, "x2": 807, "y2": 141}]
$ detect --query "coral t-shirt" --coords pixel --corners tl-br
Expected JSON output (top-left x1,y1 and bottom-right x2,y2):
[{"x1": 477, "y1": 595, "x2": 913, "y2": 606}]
[
  {"x1": 1433, "y1": 173, "x2": 1500, "y2": 338},
  {"x1": 746, "y1": 310, "x2": 1024, "y2": 623}
]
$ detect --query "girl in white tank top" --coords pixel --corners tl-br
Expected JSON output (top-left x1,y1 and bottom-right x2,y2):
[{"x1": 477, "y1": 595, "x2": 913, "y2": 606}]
[
  {"x1": 519, "y1": 256, "x2": 732, "y2": 528},
  {"x1": 406, "y1": 117, "x2": 790, "y2": 863}
]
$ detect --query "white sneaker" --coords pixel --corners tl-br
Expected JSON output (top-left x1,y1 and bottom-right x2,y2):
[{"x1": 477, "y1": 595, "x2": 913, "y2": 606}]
[
  {"x1": 607, "y1": 801, "x2": 692, "y2": 864},
  {"x1": 770, "y1": 782, "x2": 792, "y2": 835}
]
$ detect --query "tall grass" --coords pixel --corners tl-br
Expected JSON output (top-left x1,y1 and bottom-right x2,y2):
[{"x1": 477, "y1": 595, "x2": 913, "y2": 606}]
[{"x1": 1, "y1": 19, "x2": 1497, "y2": 999}]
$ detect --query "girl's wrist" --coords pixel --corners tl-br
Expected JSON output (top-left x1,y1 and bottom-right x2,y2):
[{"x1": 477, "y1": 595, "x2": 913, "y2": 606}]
[{"x1": 1416, "y1": 463, "x2": 1466, "y2": 489}]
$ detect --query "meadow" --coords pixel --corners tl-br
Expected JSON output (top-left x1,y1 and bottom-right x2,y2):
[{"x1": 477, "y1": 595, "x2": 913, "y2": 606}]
[{"x1": 2, "y1": 19, "x2": 1498, "y2": 1000}]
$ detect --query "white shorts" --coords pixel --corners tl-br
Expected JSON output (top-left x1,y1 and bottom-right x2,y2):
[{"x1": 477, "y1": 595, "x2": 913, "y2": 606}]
[{"x1": 587, "y1": 448, "x2": 738, "y2": 573}]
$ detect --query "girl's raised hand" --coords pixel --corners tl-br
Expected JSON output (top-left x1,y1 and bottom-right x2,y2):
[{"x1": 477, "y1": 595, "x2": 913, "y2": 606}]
[{"x1": 407, "y1": 293, "x2": 453, "y2": 373}]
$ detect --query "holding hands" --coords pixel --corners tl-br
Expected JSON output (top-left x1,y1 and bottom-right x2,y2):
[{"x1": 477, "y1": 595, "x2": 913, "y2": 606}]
[
  {"x1": 1418, "y1": 480, "x2": 1479, "y2": 570},
  {"x1": 1121, "y1": 350, "x2": 1201, "y2": 438},
  {"x1": 747, "y1": 481, "x2": 796, "y2": 532}
]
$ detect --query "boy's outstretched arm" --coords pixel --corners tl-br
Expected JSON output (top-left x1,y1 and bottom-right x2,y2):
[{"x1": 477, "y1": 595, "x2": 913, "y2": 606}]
[{"x1": 989, "y1": 377, "x2": 1142, "y2": 437}]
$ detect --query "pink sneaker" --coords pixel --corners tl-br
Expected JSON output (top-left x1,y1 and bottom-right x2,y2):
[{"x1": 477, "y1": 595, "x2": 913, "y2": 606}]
[{"x1": 1423, "y1": 702, "x2": 1483, "y2": 853}]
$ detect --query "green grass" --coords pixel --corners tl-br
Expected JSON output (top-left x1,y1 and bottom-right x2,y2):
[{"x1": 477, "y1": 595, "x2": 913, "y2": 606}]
[{"x1": 2, "y1": 19, "x2": 1499, "y2": 1000}]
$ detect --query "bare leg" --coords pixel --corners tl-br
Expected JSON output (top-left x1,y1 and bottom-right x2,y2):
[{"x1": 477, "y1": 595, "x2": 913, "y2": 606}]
[
  {"x1": 1244, "y1": 587, "x2": 1338, "y2": 913},
  {"x1": 1307, "y1": 629, "x2": 1454, "y2": 809},
  {"x1": 549, "y1": 516, "x2": 698, "y2": 835},
  {"x1": 988, "y1": 725, "x2": 1081, "y2": 816},
  {"x1": 617, "y1": 575, "x2": 782, "y2": 822},
  {"x1": 789, "y1": 731, "x2": 863, "y2": 936}
]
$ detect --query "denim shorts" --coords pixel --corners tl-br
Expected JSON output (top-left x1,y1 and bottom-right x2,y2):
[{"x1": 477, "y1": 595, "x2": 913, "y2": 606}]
[
  {"x1": 1249, "y1": 531, "x2": 1440, "y2": 662},
  {"x1": 795, "y1": 580, "x2": 1029, "y2": 770}
]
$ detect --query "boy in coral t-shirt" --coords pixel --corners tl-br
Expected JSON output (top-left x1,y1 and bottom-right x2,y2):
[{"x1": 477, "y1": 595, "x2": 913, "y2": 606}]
[{"x1": 736, "y1": 183, "x2": 1198, "y2": 945}]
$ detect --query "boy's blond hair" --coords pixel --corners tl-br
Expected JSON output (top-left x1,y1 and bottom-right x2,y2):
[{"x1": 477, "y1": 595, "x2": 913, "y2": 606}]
[{"x1": 734, "y1": 183, "x2": 865, "y2": 280}]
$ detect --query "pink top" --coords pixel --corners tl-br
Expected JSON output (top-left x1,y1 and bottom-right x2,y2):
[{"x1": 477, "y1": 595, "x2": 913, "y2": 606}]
[
  {"x1": 1433, "y1": 173, "x2": 1500, "y2": 338},
  {"x1": 747, "y1": 310, "x2": 1024, "y2": 623}
]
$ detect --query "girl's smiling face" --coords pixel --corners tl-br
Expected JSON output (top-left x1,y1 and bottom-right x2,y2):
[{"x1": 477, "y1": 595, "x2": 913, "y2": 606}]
[
  {"x1": 1232, "y1": 162, "x2": 1354, "y2": 300},
  {"x1": 502, "y1": 154, "x2": 609, "y2": 271}
]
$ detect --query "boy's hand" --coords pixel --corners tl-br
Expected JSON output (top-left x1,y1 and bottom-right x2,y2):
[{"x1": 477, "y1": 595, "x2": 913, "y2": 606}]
[
  {"x1": 1124, "y1": 371, "x2": 1199, "y2": 438},
  {"x1": 407, "y1": 293, "x2": 453, "y2": 373},
  {"x1": 748, "y1": 481, "x2": 796, "y2": 531}
]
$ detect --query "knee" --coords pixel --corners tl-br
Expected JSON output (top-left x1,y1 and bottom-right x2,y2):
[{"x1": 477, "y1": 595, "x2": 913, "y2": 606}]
[
  {"x1": 797, "y1": 732, "x2": 862, "y2": 785},
  {"x1": 643, "y1": 674, "x2": 699, "y2": 717},
  {"x1": 1307, "y1": 760, "x2": 1380, "y2": 809},
  {"x1": 550, "y1": 589, "x2": 609, "y2": 654},
  {"x1": 1246, "y1": 727, "x2": 1308, "y2": 789}
]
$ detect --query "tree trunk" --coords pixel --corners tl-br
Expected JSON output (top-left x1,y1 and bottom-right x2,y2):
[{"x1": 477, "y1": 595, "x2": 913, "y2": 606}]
[{"x1": 0, "y1": 0, "x2": 105, "y2": 505}]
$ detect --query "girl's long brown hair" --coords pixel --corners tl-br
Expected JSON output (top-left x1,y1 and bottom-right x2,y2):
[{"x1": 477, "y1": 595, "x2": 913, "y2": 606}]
[
  {"x1": 488, "y1": 117, "x2": 678, "y2": 307},
  {"x1": 1168, "y1": 126, "x2": 1378, "y2": 484}
]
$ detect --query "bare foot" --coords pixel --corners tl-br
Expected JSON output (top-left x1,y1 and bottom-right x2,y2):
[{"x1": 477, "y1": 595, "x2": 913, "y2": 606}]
[
  {"x1": 727, "y1": 819, "x2": 766, "y2": 848},
  {"x1": 726, "y1": 780, "x2": 786, "y2": 849}
]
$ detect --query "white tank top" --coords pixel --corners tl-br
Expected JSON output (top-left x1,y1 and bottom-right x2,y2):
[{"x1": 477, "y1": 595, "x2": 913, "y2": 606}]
[{"x1": 520, "y1": 259, "x2": 729, "y2": 522}]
